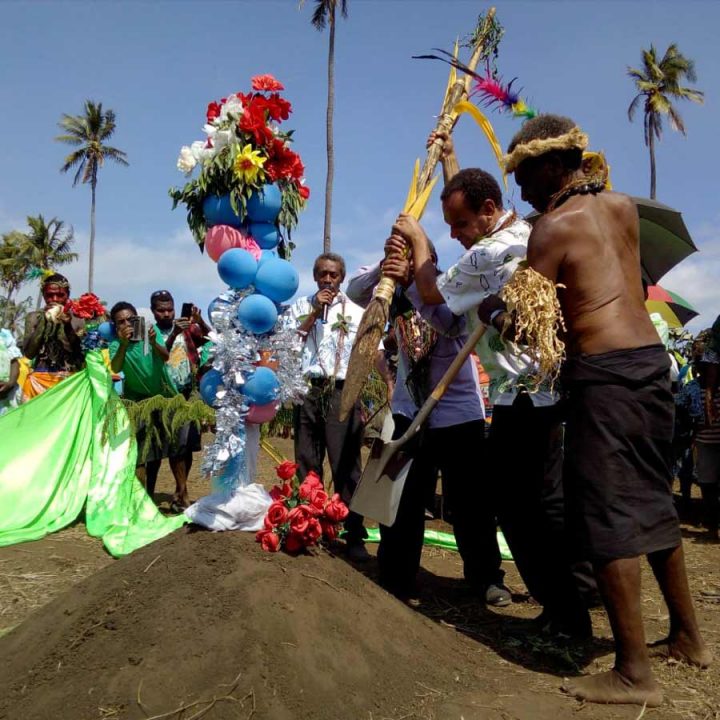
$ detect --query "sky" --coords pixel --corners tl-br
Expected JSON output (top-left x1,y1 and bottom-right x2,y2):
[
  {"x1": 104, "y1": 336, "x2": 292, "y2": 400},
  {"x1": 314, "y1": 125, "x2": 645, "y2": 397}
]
[{"x1": 1, "y1": 0, "x2": 718, "y2": 331}]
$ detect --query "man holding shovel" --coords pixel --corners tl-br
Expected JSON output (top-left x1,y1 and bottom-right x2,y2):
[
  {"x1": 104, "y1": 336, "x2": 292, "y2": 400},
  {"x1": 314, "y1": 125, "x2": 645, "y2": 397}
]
[
  {"x1": 347, "y1": 246, "x2": 507, "y2": 605},
  {"x1": 389, "y1": 133, "x2": 592, "y2": 638}
]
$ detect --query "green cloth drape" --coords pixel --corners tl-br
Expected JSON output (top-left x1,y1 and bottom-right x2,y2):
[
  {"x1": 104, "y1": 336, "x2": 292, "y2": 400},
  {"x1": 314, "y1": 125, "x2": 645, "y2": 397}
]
[{"x1": 0, "y1": 351, "x2": 186, "y2": 557}]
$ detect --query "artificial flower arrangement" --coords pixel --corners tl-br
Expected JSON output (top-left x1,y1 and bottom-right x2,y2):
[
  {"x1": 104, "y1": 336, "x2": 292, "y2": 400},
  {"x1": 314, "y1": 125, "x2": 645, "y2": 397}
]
[
  {"x1": 256, "y1": 461, "x2": 350, "y2": 554},
  {"x1": 169, "y1": 74, "x2": 310, "y2": 255}
]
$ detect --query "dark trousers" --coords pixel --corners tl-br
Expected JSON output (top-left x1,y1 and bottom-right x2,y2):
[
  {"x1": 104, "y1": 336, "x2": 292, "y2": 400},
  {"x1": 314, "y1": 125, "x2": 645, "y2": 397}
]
[
  {"x1": 491, "y1": 394, "x2": 589, "y2": 624},
  {"x1": 293, "y1": 381, "x2": 365, "y2": 542},
  {"x1": 378, "y1": 416, "x2": 503, "y2": 596}
]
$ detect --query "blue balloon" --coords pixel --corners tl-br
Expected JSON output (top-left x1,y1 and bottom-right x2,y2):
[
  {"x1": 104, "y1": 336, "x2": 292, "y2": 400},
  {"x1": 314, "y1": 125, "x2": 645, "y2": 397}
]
[
  {"x1": 236, "y1": 294, "x2": 278, "y2": 334},
  {"x1": 203, "y1": 194, "x2": 244, "y2": 229},
  {"x1": 98, "y1": 321, "x2": 117, "y2": 341},
  {"x1": 249, "y1": 222, "x2": 279, "y2": 250},
  {"x1": 243, "y1": 366, "x2": 280, "y2": 405},
  {"x1": 217, "y1": 248, "x2": 258, "y2": 289},
  {"x1": 258, "y1": 249, "x2": 278, "y2": 268},
  {"x1": 199, "y1": 369, "x2": 225, "y2": 407},
  {"x1": 246, "y1": 184, "x2": 282, "y2": 224},
  {"x1": 254, "y1": 258, "x2": 299, "y2": 303}
]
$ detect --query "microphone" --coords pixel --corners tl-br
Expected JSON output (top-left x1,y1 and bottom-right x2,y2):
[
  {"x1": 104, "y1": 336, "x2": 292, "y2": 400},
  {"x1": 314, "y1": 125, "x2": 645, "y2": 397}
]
[{"x1": 321, "y1": 302, "x2": 330, "y2": 324}]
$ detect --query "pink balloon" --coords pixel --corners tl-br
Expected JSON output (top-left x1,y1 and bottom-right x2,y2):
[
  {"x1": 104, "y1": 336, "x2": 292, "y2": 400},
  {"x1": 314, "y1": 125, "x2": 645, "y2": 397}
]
[
  {"x1": 246, "y1": 401, "x2": 280, "y2": 425},
  {"x1": 205, "y1": 225, "x2": 262, "y2": 262}
]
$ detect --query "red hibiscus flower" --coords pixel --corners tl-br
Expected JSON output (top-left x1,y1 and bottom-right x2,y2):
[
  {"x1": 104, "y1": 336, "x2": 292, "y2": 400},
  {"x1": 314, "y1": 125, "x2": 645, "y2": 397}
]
[
  {"x1": 262, "y1": 93, "x2": 292, "y2": 122},
  {"x1": 238, "y1": 103, "x2": 273, "y2": 147},
  {"x1": 68, "y1": 293, "x2": 107, "y2": 319},
  {"x1": 256, "y1": 529, "x2": 280, "y2": 552},
  {"x1": 206, "y1": 101, "x2": 222, "y2": 123},
  {"x1": 269, "y1": 482, "x2": 293, "y2": 501},
  {"x1": 324, "y1": 493, "x2": 349, "y2": 523},
  {"x1": 276, "y1": 461, "x2": 298, "y2": 481},
  {"x1": 284, "y1": 531, "x2": 305, "y2": 555},
  {"x1": 251, "y1": 74, "x2": 285, "y2": 92},
  {"x1": 266, "y1": 501, "x2": 289, "y2": 526}
]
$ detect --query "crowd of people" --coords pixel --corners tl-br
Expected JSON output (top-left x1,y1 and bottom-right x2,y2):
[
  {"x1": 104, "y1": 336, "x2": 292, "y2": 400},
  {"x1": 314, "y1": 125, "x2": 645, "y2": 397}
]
[{"x1": 1, "y1": 112, "x2": 717, "y2": 707}]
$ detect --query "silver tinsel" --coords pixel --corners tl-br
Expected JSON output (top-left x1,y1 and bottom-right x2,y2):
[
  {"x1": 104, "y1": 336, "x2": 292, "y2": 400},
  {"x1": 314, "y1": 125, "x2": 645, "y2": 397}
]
[{"x1": 201, "y1": 289, "x2": 306, "y2": 487}]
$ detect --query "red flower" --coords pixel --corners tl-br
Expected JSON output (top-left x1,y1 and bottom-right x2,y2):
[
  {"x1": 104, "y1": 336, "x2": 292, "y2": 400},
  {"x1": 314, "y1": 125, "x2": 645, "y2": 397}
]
[
  {"x1": 256, "y1": 529, "x2": 280, "y2": 552},
  {"x1": 252, "y1": 74, "x2": 285, "y2": 92},
  {"x1": 68, "y1": 293, "x2": 106, "y2": 319},
  {"x1": 284, "y1": 531, "x2": 305, "y2": 555},
  {"x1": 298, "y1": 184, "x2": 310, "y2": 200},
  {"x1": 288, "y1": 505, "x2": 312, "y2": 535},
  {"x1": 298, "y1": 480, "x2": 314, "y2": 501},
  {"x1": 269, "y1": 482, "x2": 293, "y2": 501},
  {"x1": 206, "y1": 101, "x2": 222, "y2": 123},
  {"x1": 304, "y1": 517, "x2": 322, "y2": 544},
  {"x1": 305, "y1": 471, "x2": 323, "y2": 490},
  {"x1": 260, "y1": 93, "x2": 292, "y2": 122},
  {"x1": 320, "y1": 519, "x2": 338, "y2": 542},
  {"x1": 276, "y1": 461, "x2": 298, "y2": 481},
  {"x1": 266, "y1": 501, "x2": 289, "y2": 526},
  {"x1": 238, "y1": 103, "x2": 273, "y2": 147},
  {"x1": 324, "y1": 493, "x2": 349, "y2": 523},
  {"x1": 309, "y1": 487, "x2": 328, "y2": 513}
]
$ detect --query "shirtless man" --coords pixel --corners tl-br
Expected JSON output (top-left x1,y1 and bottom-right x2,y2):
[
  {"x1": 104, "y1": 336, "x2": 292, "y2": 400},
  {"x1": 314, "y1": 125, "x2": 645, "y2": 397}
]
[{"x1": 482, "y1": 114, "x2": 711, "y2": 706}]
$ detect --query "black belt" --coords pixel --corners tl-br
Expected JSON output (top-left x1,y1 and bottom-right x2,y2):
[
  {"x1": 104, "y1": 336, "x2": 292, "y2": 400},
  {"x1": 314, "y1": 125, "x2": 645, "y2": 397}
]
[{"x1": 310, "y1": 377, "x2": 344, "y2": 389}]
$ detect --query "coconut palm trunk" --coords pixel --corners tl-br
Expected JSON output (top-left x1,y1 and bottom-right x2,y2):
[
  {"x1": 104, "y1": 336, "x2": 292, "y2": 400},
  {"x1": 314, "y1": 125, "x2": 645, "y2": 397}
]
[
  {"x1": 648, "y1": 128, "x2": 657, "y2": 200},
  {"x1": 323, "y1": 7, "x2": 336, "y2": 253},
  {"x1": 89, "y1": 175, "x2": 97, "y2": 293}
]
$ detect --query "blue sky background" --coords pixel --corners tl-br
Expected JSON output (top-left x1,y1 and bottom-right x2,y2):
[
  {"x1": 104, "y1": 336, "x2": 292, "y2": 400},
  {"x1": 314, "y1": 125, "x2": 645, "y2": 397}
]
[{"x1": 1, "y1": 0, "x2": 718, "y2": 330}]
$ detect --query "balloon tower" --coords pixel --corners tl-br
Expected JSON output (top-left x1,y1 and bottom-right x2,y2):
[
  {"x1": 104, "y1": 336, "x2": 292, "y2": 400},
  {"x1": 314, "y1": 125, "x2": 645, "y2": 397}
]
[{"x1": 170, "y1": 74, "x2": 309, "y2": 490}]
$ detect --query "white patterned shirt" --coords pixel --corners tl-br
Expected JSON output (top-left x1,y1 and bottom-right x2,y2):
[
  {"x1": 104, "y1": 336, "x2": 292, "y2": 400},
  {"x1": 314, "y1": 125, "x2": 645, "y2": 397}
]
[
  {"x1": 436, "y1": 211, "x2": 556, "y2": 407},
  {"x1": 287, "y1": 292, "x2": 366, "y2": 381}
]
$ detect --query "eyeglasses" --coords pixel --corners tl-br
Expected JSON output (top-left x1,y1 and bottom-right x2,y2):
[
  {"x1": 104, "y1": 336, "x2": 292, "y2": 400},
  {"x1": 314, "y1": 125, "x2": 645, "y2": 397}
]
[{"x1": 151, "y1": 290, "x2": 172, "y2": 300}]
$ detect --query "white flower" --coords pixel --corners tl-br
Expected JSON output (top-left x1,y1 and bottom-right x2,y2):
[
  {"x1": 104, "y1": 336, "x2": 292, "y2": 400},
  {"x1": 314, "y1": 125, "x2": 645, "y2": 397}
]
[
  {"x1": 219, "y1": 95, "x2": 244, "y2": 124},
  {"x1": 204, "y1": 125, "x2": 233, "y2": 152},
  {"x1": 190, "y1": 140, "x2": 214, "y2": 164},
  {"x1": 176, "y1": 146, "x2": 197, "y2": 174}
]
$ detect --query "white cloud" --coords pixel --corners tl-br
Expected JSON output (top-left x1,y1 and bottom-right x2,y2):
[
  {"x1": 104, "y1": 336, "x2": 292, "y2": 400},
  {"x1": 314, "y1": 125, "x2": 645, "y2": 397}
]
[{"x1": 661, "y1": 218, "x2": 720, "y2": 333}]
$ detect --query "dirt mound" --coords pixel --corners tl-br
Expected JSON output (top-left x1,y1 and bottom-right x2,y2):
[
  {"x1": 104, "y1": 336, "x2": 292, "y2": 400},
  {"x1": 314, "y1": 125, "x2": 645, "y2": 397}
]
[{"x1": 0, "y1": 528, "x2": 487, "y2": 720}]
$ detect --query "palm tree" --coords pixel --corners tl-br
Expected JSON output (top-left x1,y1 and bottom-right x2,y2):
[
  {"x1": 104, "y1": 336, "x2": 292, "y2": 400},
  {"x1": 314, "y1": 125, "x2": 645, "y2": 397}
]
[
  {"x1": 56, "y1": 101, "x2": 128, "y2": 292},
  {"x1": 300, "y1": 0, "x2": 349, "y2": 252},
  {"x1": 23, "y1": 215, "x2": 78, "y2": 308},
  {"x1": 0, "y1": 231, "x2": 33, "y2": 327},
  {"x1": 627, "y1": 44, "x2": 704, "y2": 199}
]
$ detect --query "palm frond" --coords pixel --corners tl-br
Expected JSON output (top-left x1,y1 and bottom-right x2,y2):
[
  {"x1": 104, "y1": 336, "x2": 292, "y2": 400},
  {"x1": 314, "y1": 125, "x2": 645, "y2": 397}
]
[
  {"x1": 627, "y1": 93, "x2": 643, "y2": 122},
  {"x1": 311, "y1": 0, "x2": 328, "y2": 30}
]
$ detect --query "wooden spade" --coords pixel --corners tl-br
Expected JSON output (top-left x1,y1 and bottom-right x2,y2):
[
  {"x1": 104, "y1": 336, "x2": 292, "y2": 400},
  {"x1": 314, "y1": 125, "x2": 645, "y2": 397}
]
[{"x1": 350, "y1": 321, "x2": 487, "y2": 526}]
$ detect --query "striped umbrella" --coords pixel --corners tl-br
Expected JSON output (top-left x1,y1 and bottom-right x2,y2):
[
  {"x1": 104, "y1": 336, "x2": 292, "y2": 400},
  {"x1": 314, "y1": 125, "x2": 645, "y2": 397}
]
[{"x1": 645, "y1": 285, "x2": 698, "y2": 328}]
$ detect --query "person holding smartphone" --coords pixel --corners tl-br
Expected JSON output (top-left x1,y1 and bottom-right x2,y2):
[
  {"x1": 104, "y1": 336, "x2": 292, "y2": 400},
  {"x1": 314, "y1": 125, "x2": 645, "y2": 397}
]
[{"x1": 147, "y1": 290, "x2": 210, "y2": 512}]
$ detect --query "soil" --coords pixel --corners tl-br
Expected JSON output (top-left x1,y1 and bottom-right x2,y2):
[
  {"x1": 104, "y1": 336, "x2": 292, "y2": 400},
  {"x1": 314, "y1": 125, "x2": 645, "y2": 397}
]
[{"x1": 0, "y1": 437, "x2": 718, "y2": 720}]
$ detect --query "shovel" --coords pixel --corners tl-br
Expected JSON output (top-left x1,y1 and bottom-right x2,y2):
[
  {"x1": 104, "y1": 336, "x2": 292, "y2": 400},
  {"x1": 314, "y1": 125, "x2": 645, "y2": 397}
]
[{"x1": 350, "y1": 321, "x2": 487, "y2": 526}]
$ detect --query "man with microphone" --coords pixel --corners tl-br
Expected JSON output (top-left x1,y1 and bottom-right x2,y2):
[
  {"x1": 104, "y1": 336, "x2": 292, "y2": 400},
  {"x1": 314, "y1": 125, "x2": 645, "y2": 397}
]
[{"x1": 288, "y1": 252, "x2": 374, "y2": 562}]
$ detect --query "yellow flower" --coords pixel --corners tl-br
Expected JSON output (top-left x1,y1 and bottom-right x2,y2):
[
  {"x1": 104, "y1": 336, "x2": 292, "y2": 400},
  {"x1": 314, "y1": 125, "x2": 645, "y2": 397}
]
[{"x1": 233, "y1": 144, "x2": 267, "y2": 185}]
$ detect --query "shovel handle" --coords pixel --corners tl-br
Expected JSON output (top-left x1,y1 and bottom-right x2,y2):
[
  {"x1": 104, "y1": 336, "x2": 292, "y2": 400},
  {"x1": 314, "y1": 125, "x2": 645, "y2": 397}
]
[{"x1": 396, "y1": 321, "x2": 487, "y2": 445}]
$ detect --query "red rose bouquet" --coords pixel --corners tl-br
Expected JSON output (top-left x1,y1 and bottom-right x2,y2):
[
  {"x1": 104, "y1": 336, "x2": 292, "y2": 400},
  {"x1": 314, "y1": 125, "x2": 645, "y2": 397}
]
[{"x1": 257, "y1": 462, "x2": 349, "y2": 554}]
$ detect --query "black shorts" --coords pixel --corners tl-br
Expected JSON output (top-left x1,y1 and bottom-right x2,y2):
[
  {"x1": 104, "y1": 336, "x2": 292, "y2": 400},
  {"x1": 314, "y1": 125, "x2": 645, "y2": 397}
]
[{"x1": 563, "y1": 344, "x2": 681, "y2": 562}]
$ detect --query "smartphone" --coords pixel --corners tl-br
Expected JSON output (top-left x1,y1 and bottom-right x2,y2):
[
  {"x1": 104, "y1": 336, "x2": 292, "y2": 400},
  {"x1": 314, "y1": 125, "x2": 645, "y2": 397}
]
[
  {"x1": 180, "y1": 302, "x2": 193, "y2": 319},
  {"x1": 130, "y1": 316, "x2": 146, "y2": 342}
]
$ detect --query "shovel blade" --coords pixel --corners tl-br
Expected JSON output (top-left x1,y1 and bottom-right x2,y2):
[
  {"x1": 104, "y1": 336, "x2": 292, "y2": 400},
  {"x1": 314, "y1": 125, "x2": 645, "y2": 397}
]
[{"x1": 350, "y1": 441, "x2": 413, "y2": 527}]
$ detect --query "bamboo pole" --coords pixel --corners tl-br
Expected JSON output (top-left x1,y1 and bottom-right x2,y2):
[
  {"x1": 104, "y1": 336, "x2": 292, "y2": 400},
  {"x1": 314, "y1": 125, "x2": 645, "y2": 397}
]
[{"x1": 339, "y1": 8, "x2": 497, "y2": 420}]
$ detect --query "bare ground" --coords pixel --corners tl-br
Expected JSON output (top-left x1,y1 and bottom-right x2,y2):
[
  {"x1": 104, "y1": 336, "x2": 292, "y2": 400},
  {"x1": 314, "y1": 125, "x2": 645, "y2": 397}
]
[{"x1": 0, "y1": 437, "x2": 718, "y2": 720}]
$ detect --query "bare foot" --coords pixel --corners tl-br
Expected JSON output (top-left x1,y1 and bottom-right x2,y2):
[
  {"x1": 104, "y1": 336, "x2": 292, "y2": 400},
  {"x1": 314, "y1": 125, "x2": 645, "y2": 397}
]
[
  {"x1": 562, "y1": 669, "x2": 663, "y2": 706},
  {"x1": 649, "y1": 635, "x2": 713, "y2": 668}
]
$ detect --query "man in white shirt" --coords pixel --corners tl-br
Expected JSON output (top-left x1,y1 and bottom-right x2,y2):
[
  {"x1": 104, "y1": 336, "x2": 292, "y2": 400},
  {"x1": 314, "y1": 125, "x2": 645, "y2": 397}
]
[
  {"x1": 288, "y1": 253, "x2": 370, "y2": 562},
  {"x1": 391, "y1": 154, "x2": 593, "y2": 637}
]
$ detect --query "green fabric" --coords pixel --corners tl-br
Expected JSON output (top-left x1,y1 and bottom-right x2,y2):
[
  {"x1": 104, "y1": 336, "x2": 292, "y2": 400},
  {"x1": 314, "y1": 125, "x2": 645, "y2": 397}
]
[
  {"x1": 109, "y1": 339, "x2": 177, "y2": 401},
  {"x1": 0, "y1": 351, "x2": 186, "y2": 557},
  {"x1": 364, "y1": 527, "x2": 513, "y2": 561}
]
